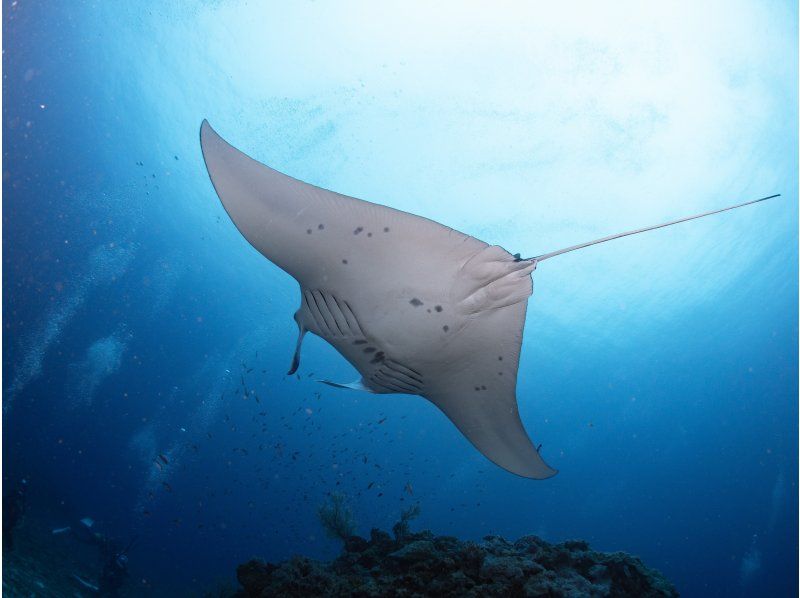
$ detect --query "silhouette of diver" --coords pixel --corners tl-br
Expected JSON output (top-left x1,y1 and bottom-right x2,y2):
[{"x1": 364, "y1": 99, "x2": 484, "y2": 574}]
[
  {"x1": 2, "y1": 479, "x2": 28, "y2": 552},
  {"x1": 94, "y1": 534, "x2": 135, "y2": 596},
  {"x1": 65, "y1": 518, "x2": 134, "y2": 596},
  {"x1": 98, "y1": 544, "x2": 130, "y2": 596}
]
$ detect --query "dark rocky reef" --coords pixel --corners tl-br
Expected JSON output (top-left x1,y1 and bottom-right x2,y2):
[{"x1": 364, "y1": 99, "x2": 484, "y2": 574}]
[{"x1": 233, "y1": 528, "x2": 678, "y2": 597}]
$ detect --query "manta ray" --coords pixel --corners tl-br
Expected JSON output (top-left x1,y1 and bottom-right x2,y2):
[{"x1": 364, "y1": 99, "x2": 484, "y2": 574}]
[{"x1": 200, "y1": 120, "x2": 778, "y2": 479}]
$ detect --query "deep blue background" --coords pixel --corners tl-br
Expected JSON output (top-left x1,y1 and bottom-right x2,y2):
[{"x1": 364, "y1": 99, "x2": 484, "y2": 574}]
[{"x1": 4, "y1": 1, "x2": 797, "y2": 595}]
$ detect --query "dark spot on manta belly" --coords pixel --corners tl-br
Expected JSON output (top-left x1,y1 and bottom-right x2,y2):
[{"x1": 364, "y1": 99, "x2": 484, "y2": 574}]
[
  {"x1": 367, "y1": 232, "x2": 372, "y2": 237},
  {"x1": 383, "y1": 227, "x2": 390, "y2": 232},
  {"x1": 342, "y1": 259, "x2": 348, "y2": 264},
  {"x1": 363, "y1": 347, "x2": 376, "y2": 353},
  {"x1": 409, "y1": 298, "x2": 423, "y2": 307},
  {"x1": 318, "y1": 224, "x2": 324, "y2": 230},
  {"x1": 354, "y1": 227, "x2": 363, "y2": 235},
  {"x1": 434, "y1": 305, "x2": 443, "y2": 312},
  {"x1": 306, "y1": 229, "x2": 312, "y2": 234},
  {"x1": 443, "y1": 325, "x2": 449, "y2": 332},
  {"x1": 370, "y1": 351, "x2": 385, "y2": 364},
  {"x1": 498, "y1": 356, "x2": 503, "y2": 361}
]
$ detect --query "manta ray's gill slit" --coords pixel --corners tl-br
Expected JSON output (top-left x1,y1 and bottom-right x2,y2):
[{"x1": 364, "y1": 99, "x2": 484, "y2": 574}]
[
  {"x1": 328, "y1": 293, "x2": 361, "y2": 337},
  {"x1": 317, "y1": 291, "x2": 346, "y2": 336},
  {"x1": 372, "y1": 362, "x2": 423, "y2": 394},
  {"x1": 372, "y1": 371, "x2": 417, "y2": 393},
  {"x1": 303, "y1": 290, "x2": 332, "y2": 336},
  {"x1": 383, "y1": 360, "x2": 423, "y2": 384},
  {"x1": 303, "y1": 289, "x2": 367, "y2": 341},
  {"x1": 339, "y1": 299, "x2": 366, "y2": 337},
  {"x1": 312, "y1": 289, "x2": 342, "y2": 335},
  {"x1": 382, "y1": 375, "x2": 422, "y2": 394},
  {"x1": 380, "y1": 368, "x2": 420, "y2": 390}
]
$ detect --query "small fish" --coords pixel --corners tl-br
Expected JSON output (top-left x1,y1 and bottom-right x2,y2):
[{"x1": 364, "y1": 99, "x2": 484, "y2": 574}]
[
  {"x1": 404, "y1": 482, "x2": 413, "y2": 496},
  {"x1": 367, "y1": 482, "x2": 374, "y2": 489},
  {"x1": 162, "y1": 482, "x2": 173, "y2": 492},
  {"x1": 158, "y1": 454, "x2": 169, "y2": 465},
  {"x1": 378, "y1": 417, "x2": 387, "y2": 424}
]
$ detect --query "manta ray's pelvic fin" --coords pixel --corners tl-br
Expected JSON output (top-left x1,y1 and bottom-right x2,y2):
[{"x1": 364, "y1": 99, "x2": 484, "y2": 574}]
[{"x1": 319, "y1": 379, "x2": 375, "y2": 392}]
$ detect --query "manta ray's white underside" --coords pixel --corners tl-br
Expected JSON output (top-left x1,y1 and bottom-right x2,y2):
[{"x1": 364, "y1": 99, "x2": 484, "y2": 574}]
[
  {"x1": 200, "y1": 120, "x2": 556, "y2": 479},
  {"x1": 200, "y1": 119, "x2": 778, "y2": 480}
]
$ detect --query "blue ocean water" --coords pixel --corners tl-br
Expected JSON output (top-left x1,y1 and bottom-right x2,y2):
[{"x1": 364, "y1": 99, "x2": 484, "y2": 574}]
[{"x1": 3, "y1": 1, "x2": 797, "y2": 595}]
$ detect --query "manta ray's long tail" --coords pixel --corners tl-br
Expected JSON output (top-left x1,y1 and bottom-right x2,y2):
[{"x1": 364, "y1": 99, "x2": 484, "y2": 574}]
[{"x1": 533, "y1": 193, "x2": 780, "y2": 263}]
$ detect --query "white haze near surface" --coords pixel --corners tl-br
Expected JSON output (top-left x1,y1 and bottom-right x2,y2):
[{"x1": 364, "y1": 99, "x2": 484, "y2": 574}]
[{"x1": 86, "y1": 0, "x2": 794, "y2": 335}]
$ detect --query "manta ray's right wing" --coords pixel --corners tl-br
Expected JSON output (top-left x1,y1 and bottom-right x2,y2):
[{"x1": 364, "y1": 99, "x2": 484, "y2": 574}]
[{"x1": 424, "y1": 299, "x2": 557, "y2": 479}]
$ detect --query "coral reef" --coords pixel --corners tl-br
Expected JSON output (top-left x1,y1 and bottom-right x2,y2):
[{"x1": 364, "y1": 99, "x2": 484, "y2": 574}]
[
  {"x1": 391, "y1": 503, "x2": 420, "y2": 543},
  {"x1": 233, "y1": 519, "x2": 678, "y2": 597},
  {"x1": 317, "y1": 493, "x2": 356, "y2": 541}
]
